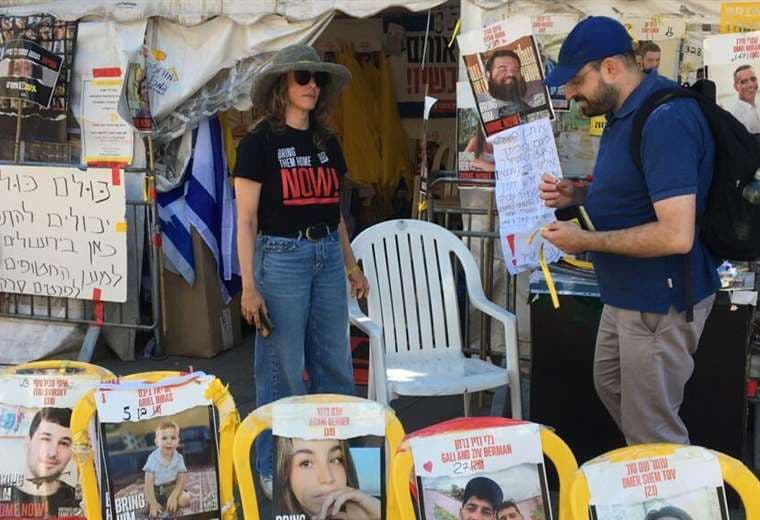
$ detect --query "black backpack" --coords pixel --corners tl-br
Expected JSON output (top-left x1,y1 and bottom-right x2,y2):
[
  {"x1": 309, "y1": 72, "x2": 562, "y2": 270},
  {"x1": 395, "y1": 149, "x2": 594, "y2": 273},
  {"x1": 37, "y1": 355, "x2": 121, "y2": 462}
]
[{"x1": 630, "y1": 80, "x2": 760, "y2": 262}]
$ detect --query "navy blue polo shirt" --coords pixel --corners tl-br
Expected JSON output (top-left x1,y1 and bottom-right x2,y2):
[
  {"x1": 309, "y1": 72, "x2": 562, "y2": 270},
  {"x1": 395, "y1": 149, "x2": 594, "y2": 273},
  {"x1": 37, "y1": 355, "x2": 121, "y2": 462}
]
[{"x1": 584, "y1": 71, "x2": 720, "y2": 313}]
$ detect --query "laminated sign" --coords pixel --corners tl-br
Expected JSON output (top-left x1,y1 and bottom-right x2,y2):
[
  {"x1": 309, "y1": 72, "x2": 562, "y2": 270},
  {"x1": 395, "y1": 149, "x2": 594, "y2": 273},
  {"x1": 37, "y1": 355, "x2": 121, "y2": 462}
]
[
  {"x1": 0, "y1": 373, "x2": 101, "y2": 519},
  {"x1": 583, "y1": 446, "x2": 729, "y2": 519},
  {"x1": 271, "y1": 400, "x2": 387, "y2": 520},
  {"x1": 95, "y1": 373, "x2": 222, "y2": 520},
  {"x1": 408, "y1": 422, "x2": 552, "y2": 520}
]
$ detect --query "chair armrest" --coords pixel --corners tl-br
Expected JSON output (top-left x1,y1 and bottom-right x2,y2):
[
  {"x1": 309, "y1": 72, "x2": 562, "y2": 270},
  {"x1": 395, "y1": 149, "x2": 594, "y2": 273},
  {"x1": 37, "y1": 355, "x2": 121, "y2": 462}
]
[
  {"x1": 348, "y1": 297, "x2": 389, "y2": 405},
  {"x1": 464, "y1": 278, "x2": 522, "y2": 419}
]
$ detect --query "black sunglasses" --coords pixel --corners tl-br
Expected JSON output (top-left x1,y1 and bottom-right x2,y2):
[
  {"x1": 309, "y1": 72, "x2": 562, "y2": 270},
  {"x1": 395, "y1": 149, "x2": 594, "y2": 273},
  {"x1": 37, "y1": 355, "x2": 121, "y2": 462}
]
[{"x1": 294, "y1": 70, "x2": 329, "y2": 87}]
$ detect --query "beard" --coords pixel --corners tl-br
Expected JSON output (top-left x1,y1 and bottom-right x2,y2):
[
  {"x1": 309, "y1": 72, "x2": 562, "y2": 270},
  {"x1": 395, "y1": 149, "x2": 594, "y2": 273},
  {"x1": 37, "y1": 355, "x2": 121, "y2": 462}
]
[
  {"x1": 574, "y1": 79, "x2": 618, "y2": 117},
  {"x1": 489, "y1": 77, "x2": 527, "y2": 104}
]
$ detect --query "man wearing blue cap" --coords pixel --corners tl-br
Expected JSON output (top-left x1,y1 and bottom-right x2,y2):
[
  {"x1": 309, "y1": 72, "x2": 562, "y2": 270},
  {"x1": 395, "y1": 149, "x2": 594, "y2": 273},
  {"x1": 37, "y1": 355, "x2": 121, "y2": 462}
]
[{"x1": 539, "y1": 16, "x2": 719, "y2": 445}]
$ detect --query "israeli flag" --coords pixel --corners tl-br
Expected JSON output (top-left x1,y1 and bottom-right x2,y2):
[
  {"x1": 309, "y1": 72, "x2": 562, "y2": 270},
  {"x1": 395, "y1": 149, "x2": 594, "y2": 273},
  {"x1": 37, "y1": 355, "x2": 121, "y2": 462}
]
[{"x1": 158, "y1": 117, "x2": 241, "y2": 303}]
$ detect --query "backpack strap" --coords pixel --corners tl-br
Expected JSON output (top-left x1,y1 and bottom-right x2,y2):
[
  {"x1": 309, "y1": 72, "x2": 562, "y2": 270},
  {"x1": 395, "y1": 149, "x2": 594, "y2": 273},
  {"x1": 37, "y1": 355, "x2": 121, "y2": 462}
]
[{"x1": 630, "y1": 87, "x2": 707, "y2": 323}]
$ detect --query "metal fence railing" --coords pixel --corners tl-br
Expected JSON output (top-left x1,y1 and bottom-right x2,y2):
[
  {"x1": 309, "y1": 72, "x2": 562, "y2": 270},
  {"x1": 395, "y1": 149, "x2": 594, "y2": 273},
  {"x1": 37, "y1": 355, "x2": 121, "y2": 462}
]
[{"x1": 0, "y1": 163, "x2": 162, "y2": 362}]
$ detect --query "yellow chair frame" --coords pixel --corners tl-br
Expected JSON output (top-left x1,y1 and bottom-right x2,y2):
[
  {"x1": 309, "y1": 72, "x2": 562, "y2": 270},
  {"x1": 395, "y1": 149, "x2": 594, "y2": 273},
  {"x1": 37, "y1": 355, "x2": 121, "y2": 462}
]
[
  {"x1": 2, "y1": 360, "x2": 115, "y2": 378},
  {"x1": 569, "y1": 443, "x2": 760, "y2": 520},
  {"x1": 71, "y1": 371, "x2": 240, "y2": 520},
  {"x1": 391, "y1": 418, "x2": 579, "y2": 520},
  {"x1": 232, "y1": 394, "x2": 405, "y2": 520}
]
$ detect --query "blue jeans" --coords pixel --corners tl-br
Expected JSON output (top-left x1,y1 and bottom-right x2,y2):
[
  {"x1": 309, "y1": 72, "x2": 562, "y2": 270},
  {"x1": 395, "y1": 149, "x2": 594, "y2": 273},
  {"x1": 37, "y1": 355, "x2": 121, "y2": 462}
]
[{"x1": 253, "y1": 231, "x2": 355, "y2": 477}]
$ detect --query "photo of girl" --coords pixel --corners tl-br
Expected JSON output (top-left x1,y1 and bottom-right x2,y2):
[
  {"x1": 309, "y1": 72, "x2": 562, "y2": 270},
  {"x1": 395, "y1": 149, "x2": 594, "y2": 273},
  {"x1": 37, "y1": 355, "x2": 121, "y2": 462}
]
[{"x1": 274, "y1": 437, "x2": 381, "y2": 520}]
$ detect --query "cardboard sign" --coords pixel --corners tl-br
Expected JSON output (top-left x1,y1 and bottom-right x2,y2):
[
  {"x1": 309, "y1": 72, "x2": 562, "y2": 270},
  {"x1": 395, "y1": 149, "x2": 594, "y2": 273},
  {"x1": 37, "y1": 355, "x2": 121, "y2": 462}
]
[{"x1": 0, "y1": 165, "x2": 128, "y2": 302}]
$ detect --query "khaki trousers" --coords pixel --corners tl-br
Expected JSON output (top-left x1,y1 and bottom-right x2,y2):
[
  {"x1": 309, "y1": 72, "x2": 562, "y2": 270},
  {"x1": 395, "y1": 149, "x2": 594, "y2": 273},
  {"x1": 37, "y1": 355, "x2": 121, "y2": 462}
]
[{"x1": 593, "y1": 295, "x2": 715, "y2": 445}]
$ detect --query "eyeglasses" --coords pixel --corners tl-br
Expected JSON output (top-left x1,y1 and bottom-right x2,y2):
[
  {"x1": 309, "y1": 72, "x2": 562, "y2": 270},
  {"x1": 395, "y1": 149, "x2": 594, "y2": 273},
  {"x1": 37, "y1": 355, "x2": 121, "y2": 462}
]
[
  {"x1": 567, "y1": 62, "x2": 598, "y2": 88},
  {"x1": 294, "y1": 70, "x2": 329, "y2": 87}
]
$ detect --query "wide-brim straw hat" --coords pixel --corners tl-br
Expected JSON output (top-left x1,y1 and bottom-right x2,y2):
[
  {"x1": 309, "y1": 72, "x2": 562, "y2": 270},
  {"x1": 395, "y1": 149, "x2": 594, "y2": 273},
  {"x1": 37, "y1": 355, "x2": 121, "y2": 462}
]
[{"x1": 251, "y1": 44, "x2": 351, "y2": 108}]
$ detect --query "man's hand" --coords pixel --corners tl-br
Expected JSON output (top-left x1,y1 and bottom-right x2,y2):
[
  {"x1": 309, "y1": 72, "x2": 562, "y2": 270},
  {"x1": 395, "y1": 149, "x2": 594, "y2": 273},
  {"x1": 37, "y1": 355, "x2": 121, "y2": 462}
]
[
  {"x1": 541, "y1": 221, "x2": 590, "y2": 254},
  {"x1": 539, "y1": 173, "x2": 580, "y2": 209}
]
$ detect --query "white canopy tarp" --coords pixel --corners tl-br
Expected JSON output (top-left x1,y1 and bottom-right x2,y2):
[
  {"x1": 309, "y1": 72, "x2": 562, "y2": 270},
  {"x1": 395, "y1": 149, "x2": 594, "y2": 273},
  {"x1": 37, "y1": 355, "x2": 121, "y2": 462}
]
[{"x1": 0, "y1": 0, "x2": 447, "y2": 25}]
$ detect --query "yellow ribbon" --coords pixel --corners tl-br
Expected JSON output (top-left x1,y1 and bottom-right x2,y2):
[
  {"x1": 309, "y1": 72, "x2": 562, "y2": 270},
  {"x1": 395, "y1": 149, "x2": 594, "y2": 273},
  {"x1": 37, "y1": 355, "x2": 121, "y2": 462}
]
[
  {"x1": 539, "y1": 244, "x2": 560, "y2": 309},
  {"x1": 448, "y1": 18, "x2": 461, "y2": 48}
]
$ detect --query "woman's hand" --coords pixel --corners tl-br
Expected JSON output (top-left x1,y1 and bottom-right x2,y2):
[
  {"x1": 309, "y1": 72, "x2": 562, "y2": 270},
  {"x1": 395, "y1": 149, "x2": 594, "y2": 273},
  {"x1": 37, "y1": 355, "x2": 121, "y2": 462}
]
[
  {"x1": 315, "y1": 487, "x2": 381, "y2": 520},
  {"x1": 347, "y1": 268, "x2": 369, "y2": 299},
  {"x1": 241, "y1": 286, "x2": 268, "y2": 329}
]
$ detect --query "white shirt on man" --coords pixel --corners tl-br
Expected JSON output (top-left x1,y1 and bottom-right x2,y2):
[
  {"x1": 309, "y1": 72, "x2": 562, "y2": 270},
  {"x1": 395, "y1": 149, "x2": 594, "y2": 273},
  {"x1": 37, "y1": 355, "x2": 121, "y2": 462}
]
[{"x1": 730, "y1": 98, "x2": 760, "y2": 133}]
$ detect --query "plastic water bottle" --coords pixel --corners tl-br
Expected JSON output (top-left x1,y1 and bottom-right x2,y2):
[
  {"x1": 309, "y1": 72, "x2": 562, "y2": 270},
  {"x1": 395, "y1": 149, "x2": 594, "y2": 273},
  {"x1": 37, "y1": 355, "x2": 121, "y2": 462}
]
[{"x1": 742, "y1": 168, "x2": 760, "y2": 205}]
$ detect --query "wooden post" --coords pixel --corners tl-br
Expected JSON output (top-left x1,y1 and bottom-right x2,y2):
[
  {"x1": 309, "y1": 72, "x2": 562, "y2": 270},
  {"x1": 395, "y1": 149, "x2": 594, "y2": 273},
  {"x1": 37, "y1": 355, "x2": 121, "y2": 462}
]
[{"x1": 13, "y1": 101, "x2": 22, "y2": 163}]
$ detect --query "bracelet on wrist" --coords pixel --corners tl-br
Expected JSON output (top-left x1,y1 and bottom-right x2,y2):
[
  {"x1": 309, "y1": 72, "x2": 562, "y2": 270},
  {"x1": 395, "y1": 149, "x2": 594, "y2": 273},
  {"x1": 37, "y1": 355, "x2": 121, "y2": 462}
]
[{"x1": 346, "y1": 264, "x2": 361, "y2": 277}]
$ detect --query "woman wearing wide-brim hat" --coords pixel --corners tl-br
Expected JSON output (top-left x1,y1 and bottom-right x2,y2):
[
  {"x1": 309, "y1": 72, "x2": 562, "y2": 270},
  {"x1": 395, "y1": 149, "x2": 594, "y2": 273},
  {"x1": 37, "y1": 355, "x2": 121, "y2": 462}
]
[{"x1": 233, "y1": 44, "x2": 369, "y2": 496}]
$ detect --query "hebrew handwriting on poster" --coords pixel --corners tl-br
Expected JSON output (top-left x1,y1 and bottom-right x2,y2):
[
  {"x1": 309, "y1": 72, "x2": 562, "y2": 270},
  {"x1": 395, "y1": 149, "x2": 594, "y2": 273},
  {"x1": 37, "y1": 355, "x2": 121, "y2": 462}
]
[
  {"x1": 272, "y1": 402, "x2": 386, "y2": 440},
  {"x1": 408, "y1": 424, "x2": 542, "y2": 479},
  {"x1": 408, "y1": 423, "x2": 553, "y2": 520},
  {"x1": 0, "y1": 165, "x2": 127, "y2": 302},
  {"x1": 492, "y1": 118, "x2": 562, "y2": 273},
  {"x1": 95, "y1": 373, "x2": 213, "y2": 423},
  {"x1": 583, "y1": 446, "x2": 729, "y2": 520}
]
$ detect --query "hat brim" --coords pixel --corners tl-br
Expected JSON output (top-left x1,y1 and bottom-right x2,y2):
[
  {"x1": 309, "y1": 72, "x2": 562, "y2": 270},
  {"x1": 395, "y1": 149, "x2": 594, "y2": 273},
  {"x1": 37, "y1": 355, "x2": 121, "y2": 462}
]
[
  {"x1": 544, "y1": 63, "x2": 583, "y2": 88},
  {"x1": 251, "y1": 60, "x2": 351, "y2": 108}
]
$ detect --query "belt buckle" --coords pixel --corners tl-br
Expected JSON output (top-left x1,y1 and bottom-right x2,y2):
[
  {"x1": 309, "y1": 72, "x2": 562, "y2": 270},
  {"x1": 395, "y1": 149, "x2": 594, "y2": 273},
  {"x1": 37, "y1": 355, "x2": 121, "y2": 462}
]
[{"x1": 305, "y1": 223, "x2": 328, "y2": 241}]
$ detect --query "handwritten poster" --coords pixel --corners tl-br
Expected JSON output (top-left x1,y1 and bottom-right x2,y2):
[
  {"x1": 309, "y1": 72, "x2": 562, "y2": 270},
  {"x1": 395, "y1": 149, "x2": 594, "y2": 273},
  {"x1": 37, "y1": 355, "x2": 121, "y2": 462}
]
[
  {"x1": 583, "y1": 446, "x2": 729, "y2": 520},
  {"x1": 492, "y1": 118, "x2": 562, "y2": 273},
  {"x1": 82, "y1": 73, "x2": 133, "y2": 165},
  {"x1": 0, "y1": 165, "x2": 127, "y2": 302},
  {"x1": 0, "y1": 373, "x2": 102, "y2": 520},
  {"x1": 408, "y1": 423, "x2": 552, "y2": 520}
]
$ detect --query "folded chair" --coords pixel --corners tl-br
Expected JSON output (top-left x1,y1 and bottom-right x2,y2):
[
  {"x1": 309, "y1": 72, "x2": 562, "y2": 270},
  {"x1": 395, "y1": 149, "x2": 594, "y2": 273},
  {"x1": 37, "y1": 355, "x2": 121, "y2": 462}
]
[{"x1": 350, "y1": 219, "x2": 521, "y2": 418}]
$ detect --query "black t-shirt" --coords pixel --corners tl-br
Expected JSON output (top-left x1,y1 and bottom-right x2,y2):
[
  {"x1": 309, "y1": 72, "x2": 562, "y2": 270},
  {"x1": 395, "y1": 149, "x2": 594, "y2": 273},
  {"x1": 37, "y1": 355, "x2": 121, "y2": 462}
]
[
  {"x1": 233, "y1": 122, "x2": 347, "y2": 235},
  {"x1": 8, "y1": 482, "x2": 81, "y2": 518}
]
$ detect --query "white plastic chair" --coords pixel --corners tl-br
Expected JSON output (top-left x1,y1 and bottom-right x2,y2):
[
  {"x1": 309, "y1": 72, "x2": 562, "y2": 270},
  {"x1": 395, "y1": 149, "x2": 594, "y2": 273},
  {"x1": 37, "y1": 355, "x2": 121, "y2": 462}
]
[{"x1": 349, "y1": 219, "x2": 521, "y2": 419}]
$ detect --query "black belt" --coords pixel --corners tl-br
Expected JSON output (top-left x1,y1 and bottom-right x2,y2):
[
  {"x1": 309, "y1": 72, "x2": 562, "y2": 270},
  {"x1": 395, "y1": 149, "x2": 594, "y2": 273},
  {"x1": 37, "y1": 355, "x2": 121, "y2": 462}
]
[{"x1": 264, "y1": 223, "x2": 333, "y2": 241}]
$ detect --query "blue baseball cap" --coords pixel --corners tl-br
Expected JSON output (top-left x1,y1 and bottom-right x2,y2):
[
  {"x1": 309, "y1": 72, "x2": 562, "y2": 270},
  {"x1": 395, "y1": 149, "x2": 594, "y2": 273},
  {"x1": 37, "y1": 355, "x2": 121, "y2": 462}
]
[{"x1": 544, "y1": 16, "x2": 633, "y2": 87}]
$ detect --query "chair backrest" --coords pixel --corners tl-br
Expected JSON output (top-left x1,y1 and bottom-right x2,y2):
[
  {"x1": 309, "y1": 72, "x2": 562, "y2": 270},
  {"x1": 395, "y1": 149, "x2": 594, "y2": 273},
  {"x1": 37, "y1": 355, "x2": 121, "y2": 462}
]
[
  {"x1": 392, "y1": 417, "x2": 578, "y2": 520},
  {"x1": 233, "y1": 394, "x2": 406, "y2": 520},
  {"x1": 0, "y1": 361, "x2": 114, "y2": 520},
  {"x1": 71, "y1": 371, "x2": 239, "y2": 520},
  {"x1": 569, "y1": 443, "x2": 760, "y2": 520},
  {"x1": 2, "y1": 360, "x2": 115, "y2": 377},
  {"x1": 352, "y1": 219, "x2": 484, "y2": 360}
]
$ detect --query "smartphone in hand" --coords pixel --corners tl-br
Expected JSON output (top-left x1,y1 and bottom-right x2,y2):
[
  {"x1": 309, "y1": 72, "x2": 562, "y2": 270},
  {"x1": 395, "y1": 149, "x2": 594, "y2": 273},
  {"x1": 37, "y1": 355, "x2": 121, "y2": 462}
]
[{"x1": 258, "y1": 310, "x2": 274, "y2": 338}]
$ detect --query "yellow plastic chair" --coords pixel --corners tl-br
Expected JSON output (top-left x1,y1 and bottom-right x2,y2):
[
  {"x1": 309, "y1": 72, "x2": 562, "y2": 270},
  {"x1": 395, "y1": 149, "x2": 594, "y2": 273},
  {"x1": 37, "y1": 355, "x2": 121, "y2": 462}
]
[
  {"x1": 233, "y1": 394, "x2": 406, "y2": 520},
  {"x1": 71, "y1": 371, "x2": 240, "y2": 520},
  {"x1": 2, "y1": 360, "x2": 115, "y2": 378},
  {"x1": 391, "y1": 417, "x2": 578, "y2": 520},
  {"x1": 569, "y1": 443, "x2": 760, "y2": 520}
]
